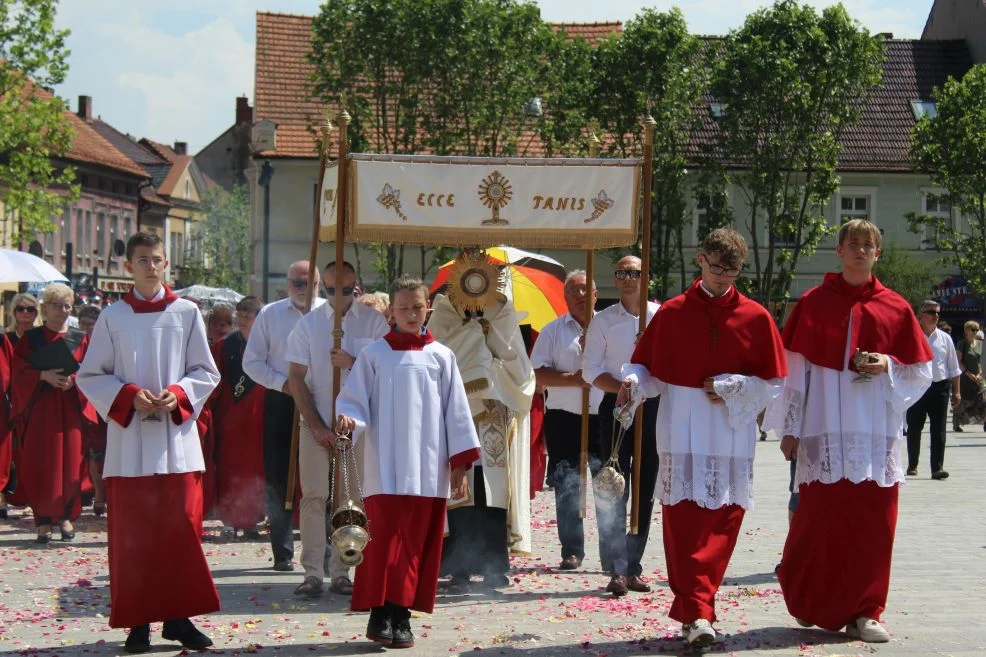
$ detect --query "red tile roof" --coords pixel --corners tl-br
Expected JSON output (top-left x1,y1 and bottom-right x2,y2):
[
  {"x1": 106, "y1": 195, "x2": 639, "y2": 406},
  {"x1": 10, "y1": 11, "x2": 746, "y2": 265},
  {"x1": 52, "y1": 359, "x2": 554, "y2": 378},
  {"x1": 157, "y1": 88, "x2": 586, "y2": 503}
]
[
  {"x1": 25, "y1": 84, "x2": 149, "y2": 178},
  {"x1": 254, "y1": 12, "x2": 974, "y2": 172},
  {"x1": 140, "y1": 138, "x2": 180, "y2": 164},
  {"x1": 158, "y1": 155, "x2": 194, "y2": 197}
]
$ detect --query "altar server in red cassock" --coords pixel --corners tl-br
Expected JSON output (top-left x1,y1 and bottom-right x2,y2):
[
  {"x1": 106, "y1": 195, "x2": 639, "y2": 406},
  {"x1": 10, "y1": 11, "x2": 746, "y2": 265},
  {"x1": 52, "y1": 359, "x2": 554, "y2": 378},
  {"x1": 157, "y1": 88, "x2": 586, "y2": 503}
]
[
  {"x1": 335, "y1": 275, "x2": 481, "y2": 650},
  {"x1": 763, "y1": 219, "x2": 932, "y2": 643},
  {"x1": 76, "y1": 232, "x2": 221, "y2": 654},
  {"x1": 9, "y1": 283, "x2": 91, "y2": 542},
  {"x1": 619, "y1": 228, "x2": 787, "y2": 649},
  {"x1": 211, "y1": 295, "x2": 267, "y2": 534},
  {"x1": 0, "y1": 332, "x2": 14, "y2": 517}
]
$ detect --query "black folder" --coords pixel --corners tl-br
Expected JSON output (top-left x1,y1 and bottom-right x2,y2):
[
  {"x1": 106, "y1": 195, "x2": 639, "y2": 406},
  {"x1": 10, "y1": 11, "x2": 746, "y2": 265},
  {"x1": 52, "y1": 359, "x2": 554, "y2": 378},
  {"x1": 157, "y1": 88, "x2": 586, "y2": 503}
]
[{"x1": 26, "y1": 338, "x2": 80, "y2": 375}]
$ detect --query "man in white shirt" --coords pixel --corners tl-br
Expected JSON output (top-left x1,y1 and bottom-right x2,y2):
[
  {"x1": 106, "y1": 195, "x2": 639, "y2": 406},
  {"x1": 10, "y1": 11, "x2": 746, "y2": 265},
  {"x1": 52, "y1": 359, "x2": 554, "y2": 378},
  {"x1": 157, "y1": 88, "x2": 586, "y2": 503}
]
[
  {"x1": 243, "y1": 261, "x2": 326, "y2": 571},
  {"x1": 286, "y1": 261, "x2": 389, "y2": 597},
  {"x1": 530, "y1": 270, "x2": 603, "y2": 571},
  {"x1": 582, "y1": 256, "x2": 660, "y2": 596},
  {"x1": 906, "y1": 300, "x2": 961, "y2": 480}
]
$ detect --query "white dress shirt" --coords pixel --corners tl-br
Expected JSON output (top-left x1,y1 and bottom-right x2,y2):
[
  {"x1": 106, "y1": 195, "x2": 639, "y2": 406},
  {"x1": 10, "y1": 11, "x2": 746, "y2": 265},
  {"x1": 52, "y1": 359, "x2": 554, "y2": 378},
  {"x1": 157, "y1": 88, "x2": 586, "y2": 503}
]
[
  {"x1": 285, "y1": 299, "x2": 389, "y2": 426},
  {"x1": 926, "y1": 328, "x2": 961, "y2": 383},
  {"x1": 530, "y1": 313, "x2": 602, "y2": 415},
  {"x1": 243, "y1": 296, "x2": 326, "y2": 393},
  {"x1": 582, "y1": 300, "x2": 660, "y2": 385}
]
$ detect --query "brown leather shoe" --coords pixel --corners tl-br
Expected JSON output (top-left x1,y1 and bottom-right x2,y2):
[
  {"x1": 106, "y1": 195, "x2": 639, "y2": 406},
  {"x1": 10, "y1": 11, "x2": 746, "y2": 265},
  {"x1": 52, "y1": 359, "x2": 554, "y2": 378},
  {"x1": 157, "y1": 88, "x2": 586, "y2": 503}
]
[
  {"x1": 606, "y1": 575, "x2": 629, "y2": 596},
  {"x1": 558, "y1": 555, "x2": 582, "y2": 570},
  {"x1": 627, "y1": 575, "x2": 652, "y2": 593}
]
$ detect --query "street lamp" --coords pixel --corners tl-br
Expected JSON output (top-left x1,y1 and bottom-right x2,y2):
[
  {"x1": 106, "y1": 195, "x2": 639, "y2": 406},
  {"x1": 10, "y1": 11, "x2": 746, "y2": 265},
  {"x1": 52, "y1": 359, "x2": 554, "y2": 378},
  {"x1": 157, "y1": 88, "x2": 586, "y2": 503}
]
[{"x1": 259, "y1": 160, "x2": 274, "y2": 300}]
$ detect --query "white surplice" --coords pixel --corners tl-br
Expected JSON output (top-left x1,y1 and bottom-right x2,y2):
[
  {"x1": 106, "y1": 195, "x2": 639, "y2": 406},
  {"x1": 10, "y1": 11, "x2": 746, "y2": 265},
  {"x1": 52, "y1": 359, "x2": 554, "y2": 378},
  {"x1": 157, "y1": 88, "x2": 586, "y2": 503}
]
[
  {"x1": 763, "y1": 316, "x2": 933, "y2": 488},
  {"x1": 335, "y1": 339, "x2": 481, "y2": 499},
  {"x1": 77, "y1": 298, "x2": 220, "y2": 478},
  {"x1": 623, "y1": 364, "x2": 784, "y2": 511}
]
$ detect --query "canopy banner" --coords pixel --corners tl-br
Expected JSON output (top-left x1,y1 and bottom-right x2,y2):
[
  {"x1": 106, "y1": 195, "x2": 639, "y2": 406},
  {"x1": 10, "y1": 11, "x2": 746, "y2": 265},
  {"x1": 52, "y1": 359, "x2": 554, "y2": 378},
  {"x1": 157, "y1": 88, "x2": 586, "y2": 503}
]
[
  {"x1": 317, "y1": 159, "x2": 339, "y2": 242},
  {"x1": 324, "y1": 154, "x2": 641, "y2": 248}
]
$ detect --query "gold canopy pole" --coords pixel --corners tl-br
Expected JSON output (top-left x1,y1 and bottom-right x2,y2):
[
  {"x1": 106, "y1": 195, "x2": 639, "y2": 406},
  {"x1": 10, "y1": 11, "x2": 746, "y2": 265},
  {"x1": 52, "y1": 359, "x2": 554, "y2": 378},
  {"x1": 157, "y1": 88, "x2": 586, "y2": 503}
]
[
  {"x1": 630, "y1": 115, "x2": 656, "y2": 534},
  {"x1": 285, "y1": 113, "x2": 334, "y2": 511},
  {"x1": 578, "y1": 125, "x2": 601, "y2": 518}
]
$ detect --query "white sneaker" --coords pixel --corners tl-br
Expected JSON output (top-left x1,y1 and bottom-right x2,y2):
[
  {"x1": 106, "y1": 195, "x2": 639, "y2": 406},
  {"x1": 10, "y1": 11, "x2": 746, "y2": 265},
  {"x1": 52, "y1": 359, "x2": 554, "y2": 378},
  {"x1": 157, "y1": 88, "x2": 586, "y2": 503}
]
[
  {"x1": 845, "y1": 617, "x2": 890, "y2": 643},
  {"x1": 685, "y1": 619, "x2": 717, "y2": 647}
]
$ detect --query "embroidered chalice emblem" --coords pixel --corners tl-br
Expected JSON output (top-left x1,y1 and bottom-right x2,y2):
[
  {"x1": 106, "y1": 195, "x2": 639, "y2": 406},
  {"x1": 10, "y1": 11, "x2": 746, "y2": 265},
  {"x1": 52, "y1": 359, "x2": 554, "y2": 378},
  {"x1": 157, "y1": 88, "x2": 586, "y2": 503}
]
[{"x1": 478, "y1": 171, "x2": 512, "y2": 226}]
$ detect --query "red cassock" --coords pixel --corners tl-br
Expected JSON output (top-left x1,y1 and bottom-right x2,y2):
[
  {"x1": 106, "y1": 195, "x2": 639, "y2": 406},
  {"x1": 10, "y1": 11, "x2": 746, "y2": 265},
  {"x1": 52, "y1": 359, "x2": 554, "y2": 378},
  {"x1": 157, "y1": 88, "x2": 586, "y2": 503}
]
[
  {"x1": 210, "y1": 333, "x2": 267, "y2": 529},
  {"x1": 631, "y1": 279, "x2": 788, "y2": 625},
  {"x1": 524, "y1": 328, "x2": 546, "y2": 498},
  {"x1": 0, "y1": 334, "x2": 14, "y2": 494},
  {"x1": 776, "y1": 273, "x2": 930, "y2": 630},
  {"x1": 197, "y1": 404, "x2": 216, "y2": 519},
  {"x1": 9, "y1": 327, "x2": 91, "y2": 521}
]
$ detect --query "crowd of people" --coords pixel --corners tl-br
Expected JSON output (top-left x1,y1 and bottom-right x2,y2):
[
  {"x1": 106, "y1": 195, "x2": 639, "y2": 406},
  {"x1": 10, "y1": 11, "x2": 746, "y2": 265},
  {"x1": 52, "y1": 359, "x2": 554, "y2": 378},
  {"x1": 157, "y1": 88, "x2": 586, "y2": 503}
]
[{"x1": 0, "y1": 219, "x2": 971, "y2": 653}]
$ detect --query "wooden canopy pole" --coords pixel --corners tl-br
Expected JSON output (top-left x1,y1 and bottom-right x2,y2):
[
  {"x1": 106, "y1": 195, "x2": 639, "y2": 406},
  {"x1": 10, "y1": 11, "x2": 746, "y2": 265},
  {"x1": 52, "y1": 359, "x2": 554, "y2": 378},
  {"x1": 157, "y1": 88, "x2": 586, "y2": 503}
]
[
  {"x1": 630, "y1": 115, "x2": 656, "y2": 533},
  {"x1": 578, "y1": 126, "x2": 601, "y2": 518},
  {"x1": 285, "y1": 114, "x2": 334, "y2": 511}
]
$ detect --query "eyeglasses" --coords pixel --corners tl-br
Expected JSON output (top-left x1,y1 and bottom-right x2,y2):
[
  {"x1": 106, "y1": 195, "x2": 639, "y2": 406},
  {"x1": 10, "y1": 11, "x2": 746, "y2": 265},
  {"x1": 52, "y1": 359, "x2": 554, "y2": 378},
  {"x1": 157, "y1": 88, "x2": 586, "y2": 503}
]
[
  {"x1": 289, "y1": 278, "x2": 309, "y2": 289},
  {"x1": 14, "y1": 306, "x2": 37, "y2": 314},
  {"x1": 46, "y1": 303, "x2": 73, "y2": 312},
  {"x1": 614, "y1": 270, "x2": 642, "y2": 280},
  {"x1": 325, "y1": 286, "x2": 355, "y2": 297},
  {"x1": 923, "y1": 309, "x2": 941, "y2": 316},
  {"x1": 702, "y1": 255, "x2": 741, "y2": 277}
]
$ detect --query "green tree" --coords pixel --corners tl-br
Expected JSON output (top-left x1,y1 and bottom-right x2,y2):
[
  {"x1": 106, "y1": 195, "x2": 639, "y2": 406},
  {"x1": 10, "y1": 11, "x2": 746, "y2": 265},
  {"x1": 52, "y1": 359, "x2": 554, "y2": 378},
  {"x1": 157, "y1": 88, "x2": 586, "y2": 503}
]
[
  {"x1": 872, "y1": 243, "x2": 938, "y2": 309},
  {"x1": 0, "y1": 0, "x2": 78, "y2": 242},
  {"x1": 908, "y1": 64, "x2": 986, "y2": 294},
  {"x1": 180, "y1": 185, "x2": 250, "y2": 292},
  {"x1": 589, "y1": 8, "x2": 705, "y2": 298},
  {"x1": 706, "y1": 0, "x2": 884, "y2": 316}
]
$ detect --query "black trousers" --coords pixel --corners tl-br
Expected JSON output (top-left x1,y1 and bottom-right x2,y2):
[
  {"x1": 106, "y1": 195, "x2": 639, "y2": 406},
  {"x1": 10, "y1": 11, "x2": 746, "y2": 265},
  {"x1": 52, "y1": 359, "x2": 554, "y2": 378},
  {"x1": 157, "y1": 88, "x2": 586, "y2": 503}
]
[
  {"x1": 263, "y1": 390, "x2": 296, "y2": 563},
  {"x1": 544, "y1": 409, "x2": 600, "y2": 561},
  {"x1": 595, "y1": 393, "x2": 659, "y2": 577},
  {"x1": 442, "y1": 465, "x2": 510, "y2": 577},
  {"x1": 906, "y1": 379, "x2": 950, "y2": 473}
]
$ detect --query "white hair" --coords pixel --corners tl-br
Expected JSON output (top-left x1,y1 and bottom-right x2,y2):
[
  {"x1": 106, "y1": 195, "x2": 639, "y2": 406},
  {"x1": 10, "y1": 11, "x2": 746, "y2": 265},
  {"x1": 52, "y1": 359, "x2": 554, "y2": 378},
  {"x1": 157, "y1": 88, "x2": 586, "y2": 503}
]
[
  {"x1": 565, "y1": 269, "x2": 593, "y2": 286},
  {"x1": 41, "y1": 283, "x2": 74, "y2": 305}
]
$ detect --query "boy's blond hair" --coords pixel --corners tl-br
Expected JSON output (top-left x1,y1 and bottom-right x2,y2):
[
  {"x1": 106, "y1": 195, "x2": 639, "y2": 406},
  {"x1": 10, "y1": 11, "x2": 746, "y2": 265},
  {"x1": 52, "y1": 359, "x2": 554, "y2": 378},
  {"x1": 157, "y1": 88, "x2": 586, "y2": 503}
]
[
  {"x1": 838, "y1": 219, "x2": 882, "y2": 249},
  {"x1": 389, "y1": 274, "x2": 429, "y2": 300}
]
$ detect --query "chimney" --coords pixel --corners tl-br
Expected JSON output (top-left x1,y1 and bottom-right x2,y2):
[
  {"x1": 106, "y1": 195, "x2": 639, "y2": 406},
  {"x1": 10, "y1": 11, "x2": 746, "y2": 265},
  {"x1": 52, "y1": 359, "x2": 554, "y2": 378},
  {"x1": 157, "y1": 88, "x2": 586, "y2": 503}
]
[
  {"x1": 78, "y1": 95, "x2": 93, "y2": 120},
  {"x1": 878, "y1": 32, "x2": 894, "y2": 40},
  {"x1": 173, "y1": 141, "x2": 188, "y2": 155},
  {"x1": 235, "y1": 96, "x2": 253, "y2": 125}
]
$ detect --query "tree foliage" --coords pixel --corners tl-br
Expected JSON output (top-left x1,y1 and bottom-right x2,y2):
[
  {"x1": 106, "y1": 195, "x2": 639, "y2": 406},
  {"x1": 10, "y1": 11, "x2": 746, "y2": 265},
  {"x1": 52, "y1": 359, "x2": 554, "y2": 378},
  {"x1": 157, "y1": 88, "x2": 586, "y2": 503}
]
[
  {"x1": 180, "y1": 185, "x2": 251, "y2": 293},
  {"x1": 872, "y1": 242, "x2": 937, "y2": 310},
  {"x1": 0, "y1": 0, "x2": 78, "y2": 242},
  {"x1": 589, "y1": 8, "x2": 705, "y2": 298},
  {"x1": 705, "y1": 0, "x2": 884, "y2": 315},
  {"x1": 908, "y1": 64, "x2": 986, "y2": 294}
]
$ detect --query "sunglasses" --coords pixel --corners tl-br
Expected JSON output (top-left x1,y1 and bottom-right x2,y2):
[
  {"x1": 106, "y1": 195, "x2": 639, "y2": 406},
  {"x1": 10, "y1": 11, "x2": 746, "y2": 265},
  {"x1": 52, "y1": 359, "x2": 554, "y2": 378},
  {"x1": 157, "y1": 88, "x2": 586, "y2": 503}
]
[
  {"x1": 288, "y1": 278, "x2": 309, "y2": 289},
  {"x1": 923, "y1": 309, "x2": 941, "y2": 316},
  {"x1": 14, "y1": 306, "x2": 37, "y2": 314},
  {"x1": 615, "y1": 270, "x2": 642, "y2": 280},
  {"x1": 325, "y1": 286, "x2": 355, "y2": 297}
]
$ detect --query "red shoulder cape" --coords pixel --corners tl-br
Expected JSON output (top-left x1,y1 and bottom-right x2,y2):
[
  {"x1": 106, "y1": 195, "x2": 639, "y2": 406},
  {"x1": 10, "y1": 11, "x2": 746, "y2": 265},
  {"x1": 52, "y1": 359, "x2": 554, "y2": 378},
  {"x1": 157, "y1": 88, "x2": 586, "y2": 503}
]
[
  {"x1": 782, "y1": 273, "x2": 932, "y2": 371},
  {"x1": 630, "y1": 279, "x2": 787, "y2": 388}
]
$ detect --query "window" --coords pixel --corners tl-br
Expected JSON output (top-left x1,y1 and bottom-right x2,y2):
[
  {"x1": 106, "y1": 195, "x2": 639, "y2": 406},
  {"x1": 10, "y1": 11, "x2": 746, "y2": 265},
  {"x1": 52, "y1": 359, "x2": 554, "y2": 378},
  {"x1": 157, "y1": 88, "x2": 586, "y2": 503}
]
[
  {"x1": 693, "y1": 191, "x2": 729, "y2": 245},
  {"x1": 176, "y1": 233, "x2": 184, "y2": 267},
  {"x1": 772, "y1": 213, "x2": 798, "y2": 247},
  {"x1": 911, "y1": 100, "x2": 937, "y2": 120},
  {"x1": 836, "y1": 187, "x2": 877, "y2": 225},
  {"x1": 83, "y1": 210, "x2": 92, "y2": 260},
  {"x1": 96, "y1": 212, "x2": 105, "y2": 258},
  {"x1": 75, "y1": 209, "x2": 84, "y2": 260},
  {"x1": 709, "y1": 103, "x2": 727, "y2": 119},
  {"x1": 185, "y1": 178, "x2": 191, "y2": 200},
  {"x1": 921, "y1": 189, "x2": 952, "y2": 249},
  {"x1": 124, "y1": 216, "x2": 133, "y2": 242}
]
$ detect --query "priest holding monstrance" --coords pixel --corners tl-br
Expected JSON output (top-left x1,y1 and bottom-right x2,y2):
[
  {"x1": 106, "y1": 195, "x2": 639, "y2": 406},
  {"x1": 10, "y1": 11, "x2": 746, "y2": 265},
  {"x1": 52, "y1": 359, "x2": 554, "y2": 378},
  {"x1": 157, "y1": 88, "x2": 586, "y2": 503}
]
[{"x1": 429, "y1": 250, "x2": 536, "y2": 590}]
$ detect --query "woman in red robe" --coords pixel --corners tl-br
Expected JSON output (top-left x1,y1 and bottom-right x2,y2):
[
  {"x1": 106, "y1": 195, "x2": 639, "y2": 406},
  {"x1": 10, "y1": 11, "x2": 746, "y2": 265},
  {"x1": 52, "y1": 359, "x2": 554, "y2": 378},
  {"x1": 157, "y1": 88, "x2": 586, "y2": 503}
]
[
  {"x1": 1, "y1": 293, "x2": 42, "y2": 516},
  {"x1": 211, "y1": 296, "x2": 267, "y2": 536},
  {"x1": 9, "y1": 284, "x2": 91, "y2": 542}
]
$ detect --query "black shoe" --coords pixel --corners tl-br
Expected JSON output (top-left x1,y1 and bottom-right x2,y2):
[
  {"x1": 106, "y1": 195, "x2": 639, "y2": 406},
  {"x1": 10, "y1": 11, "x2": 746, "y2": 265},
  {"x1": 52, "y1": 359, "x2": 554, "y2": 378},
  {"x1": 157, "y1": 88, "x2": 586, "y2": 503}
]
[
  {"x1": 273, "y1": 559, "x2": 294, "y2": 572},
  {"x1": 162, "y1": 618, "x2": 214, "y2": 650},
  {"x1": 0, "y1": 507, "x2": 7, "y2": 520},
  {"x1": 446, "y1": 573, "x2": 471, "y2": 592},
  {"x1": 35, "y1": 532, "x2": 52, "y2": 544},
  {"x1": 124, "y1": 624, "x2": 151, "y2": 653},
  {"x1": 953, "y1": 425, "x2": 964, "y2": 432},
  {"x1": 931, "y1": 470, "x2": 950, "y2": 480},
  {"x1": 93, "y1": 502, "x2": 106, "y2": 517},
  {"x1": 365, "y1": 606, "x2": 393, "y2": 645},
  {"x1": 483, "y1": 573, "x2": 510, "y2": 588},
  {"x1": 60, "y1": 523, "x2": 75, "y2": 541},
  {"x1": 388, "y1": 605, "x2": 414, "y2": 649}
]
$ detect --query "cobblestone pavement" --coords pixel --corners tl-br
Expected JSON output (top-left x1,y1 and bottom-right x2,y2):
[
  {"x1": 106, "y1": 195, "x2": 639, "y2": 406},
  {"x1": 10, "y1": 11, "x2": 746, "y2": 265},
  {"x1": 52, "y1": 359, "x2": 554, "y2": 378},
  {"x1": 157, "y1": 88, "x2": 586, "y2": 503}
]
[{"x1": 1, "y1": 426, "x2": 984, "y2": 657}]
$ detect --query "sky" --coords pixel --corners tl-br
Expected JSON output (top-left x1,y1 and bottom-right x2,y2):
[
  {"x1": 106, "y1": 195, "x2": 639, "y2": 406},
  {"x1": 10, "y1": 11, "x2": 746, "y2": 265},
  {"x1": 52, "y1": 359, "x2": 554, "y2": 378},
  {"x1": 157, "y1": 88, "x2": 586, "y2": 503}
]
[{"x1": 52, "y1": 0, "x2": 933, "y2": 154}]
